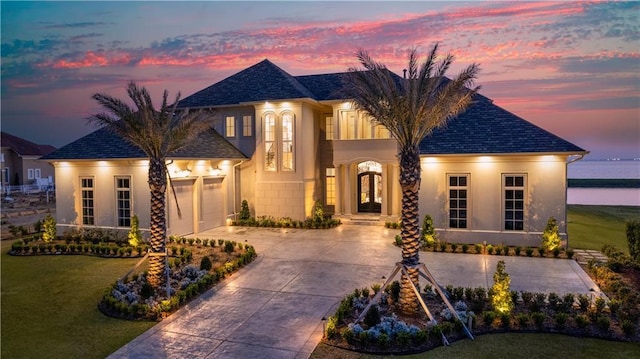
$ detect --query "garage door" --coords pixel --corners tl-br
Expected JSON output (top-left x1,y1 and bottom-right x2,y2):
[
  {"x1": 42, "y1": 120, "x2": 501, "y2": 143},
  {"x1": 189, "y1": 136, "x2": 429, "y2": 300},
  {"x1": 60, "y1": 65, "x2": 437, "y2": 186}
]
[
  {"x1": 201, "y1": 177, "x2": 224, "y2": 231},
  {"x1": 167, "y1": 179, "x2": 194, "y2": 236}
]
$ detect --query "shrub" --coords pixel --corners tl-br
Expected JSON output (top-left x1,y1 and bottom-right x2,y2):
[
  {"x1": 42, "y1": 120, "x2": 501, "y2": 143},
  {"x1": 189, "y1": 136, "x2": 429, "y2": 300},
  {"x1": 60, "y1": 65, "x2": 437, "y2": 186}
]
[
  {"x1": 240, "y1": 200, "x2": 251, "y2": 221},
  {"x1": 140, "y1": 281, "x2": 155, "y2": 299},
  {"x1": 554, "y1": 313, "x2": 568, "y2": 329},
  {"x1": 421, "y1": 214, "x2": 437, "y2": 248},
  {"x1": 596, "y1": 316, "x2": 610, "y2": 332},
  {"x1": 363, "y1": 305, "x2": 381, "y2": 327},
  {"x1": 128, "y1": 214, "x2": 142, "y2": 247},
  {"x1": 621, "y1": 320, "x2": 636, "y2": 337},
  {"x1": 626, "y1": 219, "x2": 640, "y2": 261},
  {"x1": 387, "y1": 281, "x2": 400, "y2": 303},
  {"x1": 577, "y1": 294, "x2": 590, "y2": 311},
  {"x1": 525, "y1": 247, "x2": 534, "y2": 257},
  {"x1": 490, "y1": 260, "x2": 513, "y2": 314},
  {"x1": 482, "y1": 311, "x2": 496, "y2": 326},
  {"x1": 575, "y1": 314, "x2": 590, "y2": 329},
  {"x1": 515, "y1": 246, "x2": 522, "y2": 256},
  {"x1": 516, "y1": 313, "x2": 530, "y2": 328},
  {"x1": 224, "y1": 241, "x2": 235, "y2": 254},
  {"x1": 474, "y1": 243, "x2": 483, "y2": 254},
  {"x1": 547, "y1": 292, "x2": 560, "y2": 310},
  {"x1": 461, "y1": 244, "x2": 469, "y2": 253},
  {"x1": 538, "y1": 247, "x2": 545, "y2": 257},
  {"x1": 394, "y1": 235, "x2": 402, "y2": 246},
  {"x1": 450, "y1": 243, "x2": 458, "y2": 253},
  {"x1": 552, "y1": 247, "x2": 561, "y2": 258},
  {"x1": 531, "y1": 312, "x2": 546, "y2": 329},
  {"x1": 42, "y1": 213, "x2": 56, "y2": 242},
  {"x1": 439, "y1": 242, "x2": 448, "y2": 252},
  {"x1": 325, "y1": 316, "x2": 339, "y2": 338},
  {"x1": 200, "y1": 256, "x2": 212, "y2": 271},
  {"x1": 567, "y1": 249, "x2": 575, "y2": 259},
  {"x1": 542, "y1": 216, "x2": 561, "y2": 251},
  {"x1": 487, "y1": 245, "x2": 494, "y2": 255}
]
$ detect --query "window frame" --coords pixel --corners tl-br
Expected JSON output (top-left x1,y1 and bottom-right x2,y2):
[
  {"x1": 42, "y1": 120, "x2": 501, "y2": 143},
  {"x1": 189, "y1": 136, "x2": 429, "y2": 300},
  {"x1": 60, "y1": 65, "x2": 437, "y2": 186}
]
[
  {"x1": 1, "y1": 167, "x2": 8, "y2": 184},
  {"x1": 338, "y1": 110, "x2": 390, "y2": 140},
  {"x1": 225, "y1": 116, "x2": 236, "y2": 138},
  {"x1": 325, "y1": 167, "x2": 336, "y2": 205},
  {"x1": 325, "y1": 116, "x2": 334, "y2": 140},
  {"x1": 81, "y1": 177, "x2": 95, "y2": 225},
  {"x1": 503, "y1": 174, "x2": 526, "y2": 231},
  {"x1": 242, "y1": 115, "x2": 252, "y2": 137},
  {"x1": 27, "y1": 168, "x2": 34, "y2": 180},
  {"x1": 280, "y1": 111, "x2": 295, "y2": 172},
  {"x1": 447, "y1": 174, "x2": 469, "y2": 229},
  {"x1": 115, "y1": 176, "x2": 132, "y2": 227},
  {"x1": 264, "y1": 112, "x2": 277, "y2": 172}
]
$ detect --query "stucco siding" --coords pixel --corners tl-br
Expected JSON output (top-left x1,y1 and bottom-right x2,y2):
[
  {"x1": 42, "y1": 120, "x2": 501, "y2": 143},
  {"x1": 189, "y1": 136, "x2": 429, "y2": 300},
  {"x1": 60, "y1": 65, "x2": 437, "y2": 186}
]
[{"x1": 419, "y1": 155, "x2": 568, "y2": 247}]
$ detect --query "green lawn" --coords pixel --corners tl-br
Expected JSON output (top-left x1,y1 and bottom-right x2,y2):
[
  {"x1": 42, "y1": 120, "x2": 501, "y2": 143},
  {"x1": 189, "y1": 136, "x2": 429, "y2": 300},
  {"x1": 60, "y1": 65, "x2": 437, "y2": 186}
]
[
  {"x1": 0, "y1": 241, "x2": 155, "y2": 359},
  {"x1": 567, "y1": 205, "x2": 640, "y2": 254},
  {"x1": 312, "y1": 333, "x2": 640, "y2": 359}
]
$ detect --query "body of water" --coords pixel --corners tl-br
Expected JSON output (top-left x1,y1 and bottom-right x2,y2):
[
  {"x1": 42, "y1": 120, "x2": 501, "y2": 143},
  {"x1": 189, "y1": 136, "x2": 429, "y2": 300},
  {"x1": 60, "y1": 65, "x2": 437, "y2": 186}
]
[{"x1": 567, "y1": 160, "x2": 640, "y2": 206}]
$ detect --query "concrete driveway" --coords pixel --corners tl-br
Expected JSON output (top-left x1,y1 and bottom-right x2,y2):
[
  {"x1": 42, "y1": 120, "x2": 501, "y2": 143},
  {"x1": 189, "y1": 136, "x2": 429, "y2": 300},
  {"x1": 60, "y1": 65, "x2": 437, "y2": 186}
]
[{"x1": 108, "y1": 225, "x2": 600, "y2": 359}]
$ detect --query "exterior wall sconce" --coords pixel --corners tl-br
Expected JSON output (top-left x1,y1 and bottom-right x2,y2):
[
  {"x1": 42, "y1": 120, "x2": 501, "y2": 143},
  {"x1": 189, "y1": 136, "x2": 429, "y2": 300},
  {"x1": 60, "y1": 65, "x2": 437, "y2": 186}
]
[{"x1": 210, "y1": 166, "x2": 224, "y2": 177}]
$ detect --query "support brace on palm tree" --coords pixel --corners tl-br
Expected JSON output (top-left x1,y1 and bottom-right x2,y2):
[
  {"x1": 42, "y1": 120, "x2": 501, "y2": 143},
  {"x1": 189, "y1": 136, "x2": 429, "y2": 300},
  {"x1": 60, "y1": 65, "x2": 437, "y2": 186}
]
[{"x1": 354, "y1": 262, "x2": 474, "y2": 346}]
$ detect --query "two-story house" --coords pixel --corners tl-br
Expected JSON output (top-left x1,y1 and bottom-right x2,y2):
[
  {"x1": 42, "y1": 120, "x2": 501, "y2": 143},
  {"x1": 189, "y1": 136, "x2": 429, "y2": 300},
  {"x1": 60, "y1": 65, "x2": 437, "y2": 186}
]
[
  {"x1": 43, "y1": 59, "x2": 587, "y2": 246},
  {"x1": 1, "y1": 131, "x2": 56, "y2": 189}
]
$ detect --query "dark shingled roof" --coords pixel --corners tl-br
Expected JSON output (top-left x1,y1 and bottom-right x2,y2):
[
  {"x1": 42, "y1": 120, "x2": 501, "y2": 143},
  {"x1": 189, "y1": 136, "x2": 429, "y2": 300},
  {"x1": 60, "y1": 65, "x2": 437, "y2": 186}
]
[
  {"x1": 42, "y1": 127, "x2": 247, "y2": 161},
  {"x1": 1, "y1": 131, "x2": 57, "y2": 156},
  {"x1": 178, "y1": 59, "x2": 317, "y2": 108},
  {"x1": 295, "y1": 72, "x2": 349, "y2": 101},
  {"x1": 419, "y1": 95, "x2": 586, "y2": 155}
]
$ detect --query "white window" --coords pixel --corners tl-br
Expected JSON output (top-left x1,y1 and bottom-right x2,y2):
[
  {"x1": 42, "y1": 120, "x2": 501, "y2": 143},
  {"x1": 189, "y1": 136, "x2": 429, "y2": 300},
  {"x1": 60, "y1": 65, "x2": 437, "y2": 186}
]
[
  {"x1": 448, "y1": 174, "x2": 469, "y2": 229},
  {"x1": 281, "y1": 112, "x2": 294, "y2": 171},
  {"x1": 35, "y1": 168, "x2": 41, "y2": 179},
  {"x1": 263, "y1": 111, "x2": 295, "y2": 172},
  {"x1": 504, "y1": 174, "x2": 526, "y2": 231},
  {"x1": 338, "y1": 110, "x2": 390, "y2": 140},
  {"x1": 116, "y1": 177, "x2": 131, "y2": 227},
  {"x1": 242, "y1": 115, "x2": 252, "y2": 137},
  {"x1": 81, "y1": 177, "x2": 95, "y2": 225},
  {"x1": 27, "y1": 168, "x2": 35, "y2": 180},
  {"x1": 225, "y1": 116, "x2": 235, "y2": 137},
  {"x1": 325, "y1": 167, "x2": 335, "y2": 205},
  {"x1": 325, "y1": 116, "x2": 334, "y2": 140},
  {"x1": 264, "y1": 113, "x2": 276, "y2": 171}
]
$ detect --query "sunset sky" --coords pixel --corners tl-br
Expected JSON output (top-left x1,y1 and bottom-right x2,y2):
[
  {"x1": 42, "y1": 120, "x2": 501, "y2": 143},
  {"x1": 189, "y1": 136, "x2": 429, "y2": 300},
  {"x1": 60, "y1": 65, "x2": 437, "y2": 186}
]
[{"x1": 2, "y1": 1, "x2": 638, "y2": 160}]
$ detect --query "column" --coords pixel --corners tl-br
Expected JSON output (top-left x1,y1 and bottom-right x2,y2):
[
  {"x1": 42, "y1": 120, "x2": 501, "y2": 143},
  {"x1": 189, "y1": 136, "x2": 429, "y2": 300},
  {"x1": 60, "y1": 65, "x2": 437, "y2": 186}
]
[
  {"x1": 344, "y1": 163, "x2": 352, "y2": 215},
  {"x1": 381, "y1": 164, "x2": 389, "y2": 216}
]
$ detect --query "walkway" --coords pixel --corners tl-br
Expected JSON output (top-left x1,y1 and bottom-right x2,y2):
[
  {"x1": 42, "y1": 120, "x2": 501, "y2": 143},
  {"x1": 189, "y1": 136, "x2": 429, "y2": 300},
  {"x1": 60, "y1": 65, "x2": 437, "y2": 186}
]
[{"x1": 108, "y1": 225, "x2": 601, "y2": 359}]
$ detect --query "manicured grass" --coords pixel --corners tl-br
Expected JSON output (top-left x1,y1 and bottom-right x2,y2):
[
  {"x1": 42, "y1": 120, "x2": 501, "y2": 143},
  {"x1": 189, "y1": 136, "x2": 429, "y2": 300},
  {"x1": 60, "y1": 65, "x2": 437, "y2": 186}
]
[
  {"x1": 0, "y1": 241, "x2": 155, "y2": 359},
  {"x1": 567, "y1": 205, "x2": 640, "y2": 254},
  {"x1": 311, "y1": 333, "x2": 640, "y2": 359}
]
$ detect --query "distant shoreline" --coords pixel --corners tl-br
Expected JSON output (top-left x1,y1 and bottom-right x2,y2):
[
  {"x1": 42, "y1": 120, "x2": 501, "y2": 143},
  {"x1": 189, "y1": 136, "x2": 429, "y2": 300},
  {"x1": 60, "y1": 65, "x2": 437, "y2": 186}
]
[{"x1": 568, "y1": 178, "x2": 640, "y2": 188}]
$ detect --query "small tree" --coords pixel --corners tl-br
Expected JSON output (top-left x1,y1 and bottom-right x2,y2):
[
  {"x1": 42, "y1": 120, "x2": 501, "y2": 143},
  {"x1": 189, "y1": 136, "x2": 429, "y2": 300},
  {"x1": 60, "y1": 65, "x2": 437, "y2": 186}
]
[
  {"x1": 128, "y1": 214, "x2": 142, "y2": 247},
  {"x1": 313, "y1": 200, "x2": 324, "y2": 225},
  {"x1": 42, "y1": 213, "x2": 57, "y2": 243},
  {"x1": 627, "y1": 220, "x2": 640, "y2": 262},
  {"x1": 490, "y1": 260, "x2": 513, "y2": 314},
  {"x1": 421, "y1": 214, "x2": 437, "y2": 247},
  {"x1": 239, "y1": 200, "x2": 251, "y2": 221},
  {"x1": 542, "y1": 216, "x2": 560, "y2": 251}
]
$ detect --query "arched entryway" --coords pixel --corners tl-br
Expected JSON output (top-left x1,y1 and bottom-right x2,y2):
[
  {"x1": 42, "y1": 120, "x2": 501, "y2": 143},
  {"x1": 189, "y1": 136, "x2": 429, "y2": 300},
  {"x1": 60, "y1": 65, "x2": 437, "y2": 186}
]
[{"x1": 357, "y1": 161, "x2": 382, "y2": 213}]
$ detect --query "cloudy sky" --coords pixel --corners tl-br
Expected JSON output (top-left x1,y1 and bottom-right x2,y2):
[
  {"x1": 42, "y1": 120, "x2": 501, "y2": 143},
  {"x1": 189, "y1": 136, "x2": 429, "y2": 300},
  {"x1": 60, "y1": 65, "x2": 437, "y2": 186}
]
[{"x1": 2, "y1": 1, "x2": 638, "y2": 159}]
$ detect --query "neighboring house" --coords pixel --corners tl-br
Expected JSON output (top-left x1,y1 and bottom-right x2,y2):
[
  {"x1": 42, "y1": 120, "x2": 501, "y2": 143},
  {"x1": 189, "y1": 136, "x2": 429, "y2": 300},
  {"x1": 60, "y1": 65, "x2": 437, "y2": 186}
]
[
  {"x1": 1, "y1": 131, "x2": 56, "y2": 189},
  {"x1": 43, "y1": 59, "x2": 587, "y2": 246}
]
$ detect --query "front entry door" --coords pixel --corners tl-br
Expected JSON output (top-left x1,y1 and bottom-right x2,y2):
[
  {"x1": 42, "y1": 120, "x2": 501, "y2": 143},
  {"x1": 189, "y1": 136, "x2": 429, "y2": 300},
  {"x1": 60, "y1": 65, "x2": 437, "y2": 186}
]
[{"x1": 358, "y1": 171, "x2": 382, "y2": 213}]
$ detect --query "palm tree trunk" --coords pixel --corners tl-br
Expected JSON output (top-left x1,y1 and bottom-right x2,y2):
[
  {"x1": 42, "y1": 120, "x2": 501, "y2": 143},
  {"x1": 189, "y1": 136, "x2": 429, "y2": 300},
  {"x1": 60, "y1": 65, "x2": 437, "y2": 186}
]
[
  {"x1": 398, "y1": 145, "x2": 421, "y2": 315},
  {"x1": 147, "y1": 158, "x2": 167, "y2": 289}
]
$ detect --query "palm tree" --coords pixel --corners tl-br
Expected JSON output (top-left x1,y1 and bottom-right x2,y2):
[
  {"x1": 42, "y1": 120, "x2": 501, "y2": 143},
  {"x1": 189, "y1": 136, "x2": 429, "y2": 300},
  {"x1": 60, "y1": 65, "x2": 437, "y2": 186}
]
[
  {"x1": 89, "y1": 81, "x2": 213, "y2": 290},
  {"x1": 343, "y1": 45, "x2": 480, "y2": 314}
]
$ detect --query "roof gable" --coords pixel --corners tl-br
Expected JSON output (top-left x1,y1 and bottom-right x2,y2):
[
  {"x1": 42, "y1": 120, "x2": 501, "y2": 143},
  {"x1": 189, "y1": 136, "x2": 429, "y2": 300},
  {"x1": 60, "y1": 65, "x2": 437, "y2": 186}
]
[
  {"x1": 178, "y1": 59, "x2": 316, "y2": 108},
  {"x1": 1, "y1": 131, "x2": 56, "y2": 156},
  {"x1": 42, "y1": 127, "x2": 247, "y2": 161},
  {"x1": 419, "y1": 95, "x2": 586, "y2": 155}
]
